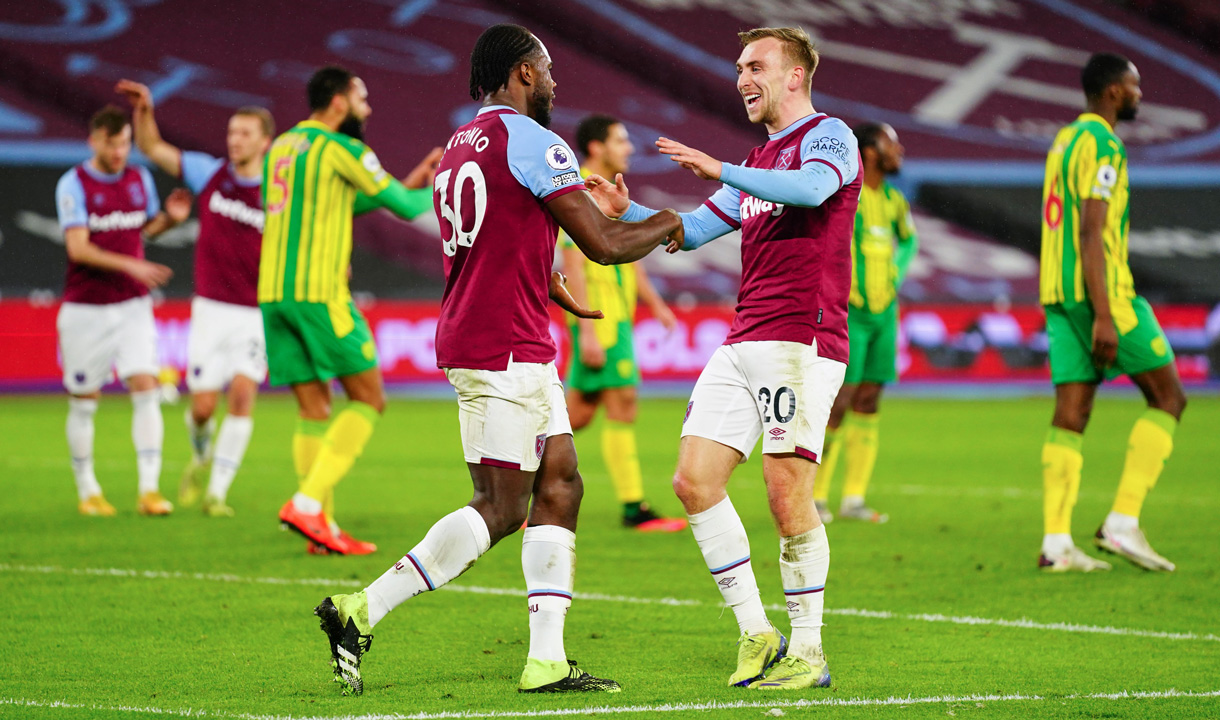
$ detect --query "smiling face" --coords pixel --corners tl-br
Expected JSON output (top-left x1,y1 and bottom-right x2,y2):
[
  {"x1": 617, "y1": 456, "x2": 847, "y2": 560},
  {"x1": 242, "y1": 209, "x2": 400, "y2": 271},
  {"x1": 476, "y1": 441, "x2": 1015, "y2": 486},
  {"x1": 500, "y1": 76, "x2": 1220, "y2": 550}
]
[{"x1": 736, "y1": 37, "x2": 802, "y2": 128}]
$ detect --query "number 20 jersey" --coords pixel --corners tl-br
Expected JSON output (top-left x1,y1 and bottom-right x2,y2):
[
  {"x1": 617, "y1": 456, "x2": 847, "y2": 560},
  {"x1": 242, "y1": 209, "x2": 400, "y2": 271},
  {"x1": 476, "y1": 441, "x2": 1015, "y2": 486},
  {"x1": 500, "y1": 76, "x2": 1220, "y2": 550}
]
[{"x1": 433, "y1": 106, "x2": 586, "y2": 371}]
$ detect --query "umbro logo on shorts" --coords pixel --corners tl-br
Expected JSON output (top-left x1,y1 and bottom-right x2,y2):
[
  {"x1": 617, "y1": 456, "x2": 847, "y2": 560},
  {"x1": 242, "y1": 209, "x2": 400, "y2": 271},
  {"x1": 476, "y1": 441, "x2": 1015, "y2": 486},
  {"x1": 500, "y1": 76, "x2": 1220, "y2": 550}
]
[{"x1": 769, "y1": 427, "x2": 786, "y2": 438}]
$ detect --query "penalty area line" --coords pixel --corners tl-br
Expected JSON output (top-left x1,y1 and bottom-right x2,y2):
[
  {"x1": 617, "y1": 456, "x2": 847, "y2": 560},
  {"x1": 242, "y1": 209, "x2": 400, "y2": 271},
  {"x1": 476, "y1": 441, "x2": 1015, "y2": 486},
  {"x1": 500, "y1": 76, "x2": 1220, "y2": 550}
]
[
  {"x1": 3, "y1": 689, "x2": 1220, "y2": 719},
  {"x1": 3, "y1": 562, "x2": 1217, "y2": 643}
]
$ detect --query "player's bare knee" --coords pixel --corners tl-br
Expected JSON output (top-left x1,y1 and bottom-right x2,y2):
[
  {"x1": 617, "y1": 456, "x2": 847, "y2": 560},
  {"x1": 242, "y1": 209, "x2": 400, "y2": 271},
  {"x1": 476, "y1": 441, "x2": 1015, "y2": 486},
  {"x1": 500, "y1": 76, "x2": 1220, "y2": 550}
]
[
  {"x1": 1150, "y1": 386, "x2": 1187, "y2": 419},
  {"x1": 191, "y1": 395, "x2": 217, "y2": 424},
  {"x1": 672, "y1": 469, "x2": 715, "y2": 511}
]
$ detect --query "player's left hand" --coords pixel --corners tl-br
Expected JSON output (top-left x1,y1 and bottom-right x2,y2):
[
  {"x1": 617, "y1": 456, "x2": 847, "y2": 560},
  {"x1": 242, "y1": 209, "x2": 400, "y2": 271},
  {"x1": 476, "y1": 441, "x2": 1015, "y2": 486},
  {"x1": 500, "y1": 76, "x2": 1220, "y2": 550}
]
[
  {"x1": 165, "y1": 188, "x2": 192, "y2": 224},
  {"x1": 403, "y1": 147, "x2": 444, "y2": 189},
  {"x1": 549, "y1": 271, "x2": 604, "y2": 320},
  {"x1": 585, "y1": 173, "x2": 630, "y2": 218},
  {"x1": 656, "y1": 137, "x2": 722, "y2": 181}
]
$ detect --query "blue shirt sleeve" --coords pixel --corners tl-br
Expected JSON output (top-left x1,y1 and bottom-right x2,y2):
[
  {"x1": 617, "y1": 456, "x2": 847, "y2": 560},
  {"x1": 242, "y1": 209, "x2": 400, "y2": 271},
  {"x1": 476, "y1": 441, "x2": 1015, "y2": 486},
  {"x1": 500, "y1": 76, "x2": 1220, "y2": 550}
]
[
  {"x1": 798, "y1": 118, "x2": 859, "y2": 187},
  {"x1": 137, "y1": 165, "x2": 160, "y2": 216},
  {"x1": 501, "y1": 114, "x2": 585, "y2": 200},
  {"x1": 180, "y1": 151, "x2": 223, "y2": 194},
  {"x1": 716, "y1": 118, "x2": 860, "y2": 208},
  {"x1": 55, "y1": 169, "x2": 88, "y2": 230},
  {"x1": 620, "y1": 183, "x2": 740, "y2": 252}
]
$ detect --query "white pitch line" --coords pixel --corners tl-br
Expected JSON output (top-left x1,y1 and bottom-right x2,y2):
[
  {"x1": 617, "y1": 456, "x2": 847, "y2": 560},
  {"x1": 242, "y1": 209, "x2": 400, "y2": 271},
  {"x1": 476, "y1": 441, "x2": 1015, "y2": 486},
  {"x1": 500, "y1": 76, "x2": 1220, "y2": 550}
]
[
  {"x1": 4, "y1": 563, "x2": 1218, "y2": 643},
  {"x1": 4, "y1": 689, "x2": 1220, "y2": 719}
]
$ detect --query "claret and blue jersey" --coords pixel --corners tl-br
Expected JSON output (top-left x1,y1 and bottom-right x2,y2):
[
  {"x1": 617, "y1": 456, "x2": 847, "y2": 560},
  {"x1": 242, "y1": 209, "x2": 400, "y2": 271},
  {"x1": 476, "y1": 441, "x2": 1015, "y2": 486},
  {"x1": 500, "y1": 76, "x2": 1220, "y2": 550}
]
[{"x1": 433, "y1": 105, "x2": 586, "y2": 371}]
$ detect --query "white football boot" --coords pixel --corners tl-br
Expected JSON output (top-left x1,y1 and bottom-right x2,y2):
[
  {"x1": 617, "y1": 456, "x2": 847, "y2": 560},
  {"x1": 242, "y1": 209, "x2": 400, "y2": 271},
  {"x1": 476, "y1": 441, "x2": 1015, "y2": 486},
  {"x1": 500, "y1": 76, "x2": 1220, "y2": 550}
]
[
  {"x1": 1039, "y1": 545, "x2": 1112, "y2": 573},
  {"x1": 1094, "y1": 524, "x2": 1175, "y2": 572}
]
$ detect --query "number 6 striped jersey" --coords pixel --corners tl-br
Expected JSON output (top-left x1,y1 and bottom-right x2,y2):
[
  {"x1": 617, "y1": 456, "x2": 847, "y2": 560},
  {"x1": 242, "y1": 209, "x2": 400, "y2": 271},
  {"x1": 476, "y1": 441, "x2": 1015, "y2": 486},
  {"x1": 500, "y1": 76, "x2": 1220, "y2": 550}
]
[
  {"x1": 1039, "y1": 112, "x2": 1134, "y2": 310},
  {"x1": 433, "y1": 106, "x2": 585, "y2": 371}
]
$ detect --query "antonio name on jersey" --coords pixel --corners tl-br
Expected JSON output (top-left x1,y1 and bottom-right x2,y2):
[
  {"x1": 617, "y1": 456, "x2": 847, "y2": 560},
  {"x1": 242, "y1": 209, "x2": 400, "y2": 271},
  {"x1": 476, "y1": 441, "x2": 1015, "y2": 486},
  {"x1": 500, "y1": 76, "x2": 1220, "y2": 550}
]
[
  {"x1": 740, "y1": 195, "x2": 785, "y2": 222},
  {"x1": 207, "y1": 191, "x2": 264, "y2": 230},
  {"x1": 88, "y1": 209, "x2": 148, "y2": 232}
]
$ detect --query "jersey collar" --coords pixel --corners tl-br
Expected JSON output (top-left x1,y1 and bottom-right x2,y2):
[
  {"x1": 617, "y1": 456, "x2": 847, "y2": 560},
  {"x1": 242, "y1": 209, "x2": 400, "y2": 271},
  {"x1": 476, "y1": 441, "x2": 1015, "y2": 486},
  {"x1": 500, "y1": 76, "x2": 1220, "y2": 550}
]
[
  {"x1": 296, "y1": 119, "x2": 332, "y2": 132},
  {"x1": 478, "y1": 105, "x2": 518, "y2": 116},
  {"x1": 80, "y1": 161, "x2": 126, "y2": 183},
  {"x1": 768, "y1": 112, "x2": 826, "y2": 141},
  {"x1": 1077, "y1": 113, "x2": 1113, "y2": 132}
]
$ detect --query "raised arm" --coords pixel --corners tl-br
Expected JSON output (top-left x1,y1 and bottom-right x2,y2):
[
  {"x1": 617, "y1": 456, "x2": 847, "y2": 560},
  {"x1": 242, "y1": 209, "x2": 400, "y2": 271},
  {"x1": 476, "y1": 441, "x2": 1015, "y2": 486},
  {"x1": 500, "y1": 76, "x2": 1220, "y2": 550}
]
[
  {"x1": 116, "y1": 80, "x2": 182, "y2": 178},
  {"x1": 333, "y1": 142, "x2": 436, "y2": 221}
]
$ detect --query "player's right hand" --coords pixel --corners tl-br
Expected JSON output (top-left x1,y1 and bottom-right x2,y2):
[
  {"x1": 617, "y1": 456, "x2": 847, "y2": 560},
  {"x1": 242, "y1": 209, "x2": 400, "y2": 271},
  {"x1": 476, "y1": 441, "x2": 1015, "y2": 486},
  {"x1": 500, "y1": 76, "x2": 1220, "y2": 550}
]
[
  {"x1": 127, "y1": 259, "x2": 173, "y2": 289},
  {"x1": 662, "y1": 209, "x2": 685, "y2": 253},
  {"x1": 403, "y1": 147, "x2": 444, "y2": 189},
  {"x1": 579, "y1": 330, "x2": 607, "y2": 370},
  {"x1": 115, "y1": 79, "x2": 153, "y2": 111},
  {"x1": 1091, "y1": 316, "x2": 1118, "y2": 368},
  {"x1": 585, "y1": 173, "x2": 630, "y2": 218}
]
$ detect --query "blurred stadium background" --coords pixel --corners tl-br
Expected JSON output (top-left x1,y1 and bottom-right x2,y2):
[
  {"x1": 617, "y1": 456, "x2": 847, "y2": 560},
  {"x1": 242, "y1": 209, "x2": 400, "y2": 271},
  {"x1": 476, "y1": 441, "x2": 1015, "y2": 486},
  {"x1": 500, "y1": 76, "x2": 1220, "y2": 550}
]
[{"x1": 0, "y1": 0, "x2": 1218, "y2": 391}]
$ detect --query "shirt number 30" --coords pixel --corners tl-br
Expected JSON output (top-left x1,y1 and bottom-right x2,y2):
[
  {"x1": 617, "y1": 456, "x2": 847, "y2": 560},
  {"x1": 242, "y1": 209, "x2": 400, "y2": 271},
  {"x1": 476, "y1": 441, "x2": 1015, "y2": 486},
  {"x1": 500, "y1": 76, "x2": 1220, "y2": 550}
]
[{"x1": 435, "y1": 161, "x2": 488, "y2": 257}]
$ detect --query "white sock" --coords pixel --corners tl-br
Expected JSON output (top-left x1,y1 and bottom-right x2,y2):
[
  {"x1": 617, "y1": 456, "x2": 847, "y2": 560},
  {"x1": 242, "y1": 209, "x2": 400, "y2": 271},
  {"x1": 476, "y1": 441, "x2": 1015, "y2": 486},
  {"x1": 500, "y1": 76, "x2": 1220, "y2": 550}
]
[
  {"x1": 184, "y1": 407, "x2": 216, "y2": 462},
  {"x1": 840, "y1": 494, "x2": 864, "y2": 510},
  {"x1": 365, "y1": 506, "x2": 491, "y2": 627},
  {"x1": 1041, "y1": 533, "x2": 1074, "y2": 556},
  {"x1": 292, "y1": 492, "x2": 323, "y2": 515},
  {"x1": 67, "y1": 398, "x2": 101, "y2": 501},
  {"x1": 206, "y1": 415, "x2": 253, "y2": 501},
  {"x1": 780, "y1": 526, "x2": 830, "y2": 662},
  {"x1": 522, "y1": 525, "x2": 575, "y2": 663},
  {"x1": 688, "y1": 496, "x2": 771, "y2": 635},
  {"x1": 1105, "y1": 511, "x2": 1139, "y2": 533},
  {"x1": 131, "y1": 389, "x2": 163, "y2": 495}
]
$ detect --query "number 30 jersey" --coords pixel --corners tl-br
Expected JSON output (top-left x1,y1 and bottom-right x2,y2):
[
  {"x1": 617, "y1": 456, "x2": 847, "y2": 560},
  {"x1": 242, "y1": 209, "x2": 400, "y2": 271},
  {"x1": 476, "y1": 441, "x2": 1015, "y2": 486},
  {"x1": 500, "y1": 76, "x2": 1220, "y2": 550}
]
[
  {"x1": 1039, "y1": 112, "x2": 1133, "y2": 309},
  {"x1": 433, "y1": 105, "x2": 586, "y2": 371}
]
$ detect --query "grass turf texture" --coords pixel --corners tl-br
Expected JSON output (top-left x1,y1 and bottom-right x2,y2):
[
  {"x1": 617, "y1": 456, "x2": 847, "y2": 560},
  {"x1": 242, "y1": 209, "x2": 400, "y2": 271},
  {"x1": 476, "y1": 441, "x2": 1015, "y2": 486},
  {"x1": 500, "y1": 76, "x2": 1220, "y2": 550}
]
[{"x1": 1, "y1": 393, "x2": 1217, "y2": 720}]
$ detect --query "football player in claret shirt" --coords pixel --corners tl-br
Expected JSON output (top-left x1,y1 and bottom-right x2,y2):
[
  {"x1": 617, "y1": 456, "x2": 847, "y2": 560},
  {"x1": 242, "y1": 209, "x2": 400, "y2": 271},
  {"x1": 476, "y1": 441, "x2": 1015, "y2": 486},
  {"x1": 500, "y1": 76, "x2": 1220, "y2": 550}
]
[
  {"x1": 263, "y1": 66, "x2": 442, "y2": 557},
  {"x1": 118, "y1": 79, "x2": 272, "y2": 518},
  {"x1": 588, "y1": 26, "x2": 858, "y2": 690},
  {"x1": 812, "y1": 122, "x2": 918, "y2": 525},
  {"x1": 1037, "y1": 53, "x2": 1186, "y2": 573},
  {"x1": 311, "y1": 24, "x2": 683, "y2": 696},
  {"x1": 55, "y1": 105, "x2": 191, "y2": 517}
]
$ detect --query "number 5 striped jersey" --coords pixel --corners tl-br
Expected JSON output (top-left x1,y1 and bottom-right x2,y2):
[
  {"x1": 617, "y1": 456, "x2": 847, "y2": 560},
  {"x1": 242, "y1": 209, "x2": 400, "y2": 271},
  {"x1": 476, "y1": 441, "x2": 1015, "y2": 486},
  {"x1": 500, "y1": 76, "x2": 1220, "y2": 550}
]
[
  {"x1": 1040, "y1": 112, "x2": 1134, "y2": 310},
  {"x1": 432, "y1": 105, "x2": 586, "y2": 372},
  {"x1": 258, "y1": 120, "x2": 392, "y2": 304}
]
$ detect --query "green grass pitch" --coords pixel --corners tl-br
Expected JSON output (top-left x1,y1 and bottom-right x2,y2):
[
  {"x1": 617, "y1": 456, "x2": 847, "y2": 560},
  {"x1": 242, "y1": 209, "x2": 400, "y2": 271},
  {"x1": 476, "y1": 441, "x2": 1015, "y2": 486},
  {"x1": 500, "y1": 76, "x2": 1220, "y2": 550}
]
[{"x1": 1, "y1": 392, "x2": 1218, "y2": 719}]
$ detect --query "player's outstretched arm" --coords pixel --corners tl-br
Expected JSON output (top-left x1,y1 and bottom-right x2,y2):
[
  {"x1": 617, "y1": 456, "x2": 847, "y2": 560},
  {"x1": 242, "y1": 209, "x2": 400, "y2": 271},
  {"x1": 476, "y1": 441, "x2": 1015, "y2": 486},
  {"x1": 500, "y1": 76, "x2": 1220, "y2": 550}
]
[
  {"x1": 142, "y1": 188, "x2": 192, "y2": 239},
  {"x1": 546, "y1": 190, "x2": 682, "y2": 265},
  {"x1": 657, "y1": 134, "x2": 853, "y2": 208},
  {"x1": 116, "y1": 80, "x2": 182, "y2": 178}
]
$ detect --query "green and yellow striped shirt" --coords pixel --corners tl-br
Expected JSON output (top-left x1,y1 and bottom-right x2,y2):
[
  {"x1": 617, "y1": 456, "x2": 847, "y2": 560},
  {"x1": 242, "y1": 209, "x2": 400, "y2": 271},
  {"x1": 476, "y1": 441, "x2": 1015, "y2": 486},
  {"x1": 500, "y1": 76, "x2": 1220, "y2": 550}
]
[
  {"x1": 258, "y1": 120, "x2": 392, "y2": 304},
  {"x1": 850, "y1": 181, "x2": 917, "y2": 314},
  {"x1": 1040, "y1": 113, "x2": 1136, "y2": 328}
]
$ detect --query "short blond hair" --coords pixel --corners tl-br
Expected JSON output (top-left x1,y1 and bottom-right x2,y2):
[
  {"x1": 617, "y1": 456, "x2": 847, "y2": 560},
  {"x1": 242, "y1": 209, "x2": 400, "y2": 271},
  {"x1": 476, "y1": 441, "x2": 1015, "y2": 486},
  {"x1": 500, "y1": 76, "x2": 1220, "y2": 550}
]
[
  {"x1": 738, "y1": 27, "x2": 820, "y2": 89},
  {"x1": 233, "y1": 106, "x2": 275, "y2": 138}
]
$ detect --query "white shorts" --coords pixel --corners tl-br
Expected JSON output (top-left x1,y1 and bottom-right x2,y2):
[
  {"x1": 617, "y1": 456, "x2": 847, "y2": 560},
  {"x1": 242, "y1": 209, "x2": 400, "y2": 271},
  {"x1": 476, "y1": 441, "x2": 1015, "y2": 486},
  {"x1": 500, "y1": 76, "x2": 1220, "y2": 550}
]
[
  {"x1": 682, "y1": 341, "x2": 846, "y2": 462},
  {"x1": 186, "y1": 296, "x2": 267, "y2": 392},
  {"x1": 57, "y1": 296, "x2": 159, "y2": 394},
  {"x1": 444, "y1": 360, "x2": 572, "y2": 473}
]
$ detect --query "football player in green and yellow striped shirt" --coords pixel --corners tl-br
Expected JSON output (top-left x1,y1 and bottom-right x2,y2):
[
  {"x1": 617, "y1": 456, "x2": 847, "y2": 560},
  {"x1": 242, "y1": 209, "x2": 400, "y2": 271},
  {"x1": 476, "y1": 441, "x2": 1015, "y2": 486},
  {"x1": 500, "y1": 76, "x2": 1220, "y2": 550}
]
[
  {"x1": 1037, "y1": 53, "x2": 1186, "y2": 573},
  {"x1": 263, "y1": 66, "x2": 442, "y2": 555},
  {"x1": 813, "y1": 122, "x2": 917, "y2": 525},
  {"x1": 559, "y1": 115, "x2": 686, "y2": 532}
]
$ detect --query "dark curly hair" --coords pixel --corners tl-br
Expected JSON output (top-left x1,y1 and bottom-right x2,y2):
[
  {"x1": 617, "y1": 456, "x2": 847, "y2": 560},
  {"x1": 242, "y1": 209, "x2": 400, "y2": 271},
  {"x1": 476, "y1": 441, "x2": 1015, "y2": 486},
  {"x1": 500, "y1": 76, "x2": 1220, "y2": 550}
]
[{"x1": 469, "y1": 24, "x2": 542, "y2": 101}]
